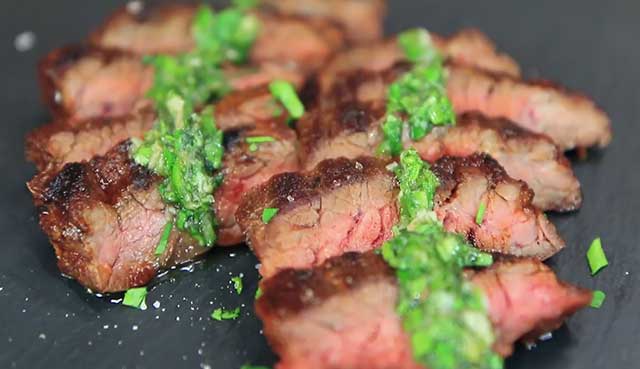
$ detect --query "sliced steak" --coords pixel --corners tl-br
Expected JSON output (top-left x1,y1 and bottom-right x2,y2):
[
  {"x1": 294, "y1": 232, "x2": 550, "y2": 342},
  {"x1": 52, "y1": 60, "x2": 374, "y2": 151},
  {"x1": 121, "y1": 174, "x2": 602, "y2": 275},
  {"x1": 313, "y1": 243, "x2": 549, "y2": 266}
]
[
  {"x1": 215, "y1": 118, "x2": 300, "y2": 246},
  {"x1": 318, "y1": 30, "x2": 520, "y2": 93},
  {"x1": 26, "y1": 104, "x2": 155, "y2": 171},
  {"x1": 447, "y1": 62, "x2": 612, "y2": 150},
  {"x1": 238, "y1": 155, "x2": 564, "y2": 278},
  {"x1": 89, "y1": 3, "x2": 197, "y2": 55},
  {"x1": 236, "y1": 156, "x2": 399, "y2": 278},
  {"x1": 38, "y1": 45, "x2": 153, "y2": 123},
  {"x1": 433, "y1": 154, "x2": 564, "y2": 259},
  {"x1": 27, "y1": 142, "x2": 203, "y2": 293},
  {"x1": 256, "y1": 252, "x2": 592, "y2": 369},
  {"x1": 261, "y1": 0, "x2": 387, "y2": 43},
  {"x1": 469, "y1": 258, "x2": 593, "y2": 357},
  {"x1": 298, "y1": 67, "x2": 582, "y2": 211}
]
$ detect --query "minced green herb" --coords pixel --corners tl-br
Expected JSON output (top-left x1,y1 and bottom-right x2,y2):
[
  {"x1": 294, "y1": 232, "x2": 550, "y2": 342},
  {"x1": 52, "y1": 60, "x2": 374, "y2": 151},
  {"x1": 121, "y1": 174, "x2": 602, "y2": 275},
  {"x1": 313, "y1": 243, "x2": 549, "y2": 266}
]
[
  {"x1": 590, "y1": 290, "x2": 606, "y2": 308},
  {"x1": 231, "y1": 275, "x2": 243, "y2": 294},
  {"x1": 475, "y1": 202, "x2": 487, "y2": 225},
  {"x1": 378, "y1": 29, "x2": 456, "y2": 157},
  {"x1": 154, "y1": 221, "x2": 173, "y2": 255},
  {"x1": 146, "y1": 2, "x2": 260, "y2": 106},
  {"x1": 246, "y1": 136, "x2": 276, "y2": 152},
  {"x1": 254, "y1": 286, "x2": 262, "y2": 300},
  {"x1": 261, "y1": 208, "x2": 279, "y2": 224},
  {"x1": 381, "y1": 149, "x2": 501, "y2": 369},
  {"x1": 211, "y1": 307, "x2": 241, "y2": 321},
  {"x1": 123, "y1": 287, "x2": 148, "y2": 310},
  {"x1": 132, "y1": 92, "x2": 224, "y2": 247},
  {"x1": 269, "y1": 80, "x2": 305, "y2": 119},
  {"x1": 587, "y1": 237, "x2": 608, "y2": 275}
]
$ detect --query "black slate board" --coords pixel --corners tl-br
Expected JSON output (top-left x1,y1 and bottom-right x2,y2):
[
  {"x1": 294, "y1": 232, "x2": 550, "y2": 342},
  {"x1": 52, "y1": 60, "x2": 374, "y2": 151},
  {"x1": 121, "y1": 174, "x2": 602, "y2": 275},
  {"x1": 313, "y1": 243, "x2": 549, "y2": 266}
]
[{"x1": 1, "y1": 0, "x2": 638, "y2": 368}]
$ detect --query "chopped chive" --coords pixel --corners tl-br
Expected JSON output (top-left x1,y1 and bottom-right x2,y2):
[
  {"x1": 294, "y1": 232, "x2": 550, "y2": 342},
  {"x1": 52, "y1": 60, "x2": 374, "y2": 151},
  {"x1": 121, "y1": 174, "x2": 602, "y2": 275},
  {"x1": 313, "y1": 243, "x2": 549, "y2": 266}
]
[
  {"x1": 245, "y1": 136, "x2": 275, "y2": 144},
  {"x1": 587, "y1": 237, "x2": 608, "y2": 275},
  {"x1": 590, "y1": 290, "x2": 606, "y2": 308},
  {"x1": 475, "y1": 202, "x2": 487, "y2": 225},
  {"x1": 123, "y1": 287, "x2": 147, "y2": 309},
  {"x1": 269, "y1": 80, "x2": 305, "y2": 119},
  {"x1": 249, "y1": 144, "x2": 258, "y2": 152},
  {"x1": 211, "y1": 307, "x2": 241, "y2": 321},
  {"x1": 155, "y1": 221, "x2": 174, "y2": 255},
  {"x1": 261, "y1": 208, "x2": 279, "y2": 224},
  {"x1": 254, "y1": 286, "x2": 262, "y2": 300},
  {"x1": 231, "y1": 275, "x2": 243, "y2": 294}
]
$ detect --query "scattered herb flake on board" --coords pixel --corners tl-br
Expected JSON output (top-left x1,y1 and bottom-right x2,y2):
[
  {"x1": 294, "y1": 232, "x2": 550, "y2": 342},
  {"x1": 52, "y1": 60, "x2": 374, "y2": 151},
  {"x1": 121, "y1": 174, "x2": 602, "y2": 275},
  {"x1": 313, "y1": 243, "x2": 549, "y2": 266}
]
[
  {"x1": 475, "y1": 202, "x2": 487, "y2": 225},
  {"x1": 231, "y1": 275, "x2": 243, "y2": 294},
  {"x1": 587, "y1": 237, "x2": 608, "y2": 275},
  {"x1": 269, "y1": 80, "x2": 305, "y2": 119},
  {"x1": 262, "y1": 208, "x2": 279, "y2": 224},
  {"x1": 211, "y1": 307, "x2": 241, "y2": 321},
  {"x1": 123, "y1": 287, "x2": 147, "y2": 309},
  {"x1": 590, "y1": 290, "x2": 606, "y2": 308}
]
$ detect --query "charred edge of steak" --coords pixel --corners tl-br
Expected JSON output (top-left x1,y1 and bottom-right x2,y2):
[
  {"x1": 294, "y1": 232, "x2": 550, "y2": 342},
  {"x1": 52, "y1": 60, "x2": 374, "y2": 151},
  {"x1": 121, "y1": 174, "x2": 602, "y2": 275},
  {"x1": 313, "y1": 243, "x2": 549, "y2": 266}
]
[
  {"x1": 37, "y1": 44, "x2": 136, "y2": 117},
  {"x1": 257, "y1": 251, "x2": 394, "y2": 318},
  {"x1": 29, "y1": 140, "x2": 157, "y2": 210},
  {"x1": 236, "y1": 155, "x2": 392, "y2": 224}
]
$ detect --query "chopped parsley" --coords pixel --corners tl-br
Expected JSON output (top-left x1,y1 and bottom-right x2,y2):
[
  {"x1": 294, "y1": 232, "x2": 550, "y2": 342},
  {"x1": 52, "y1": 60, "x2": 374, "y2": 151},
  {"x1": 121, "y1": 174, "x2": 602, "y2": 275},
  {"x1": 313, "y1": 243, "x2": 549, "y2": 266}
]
[
  {"x1": 246, "y1": 136, "x2": 276, "y2": 152},
  {"x1": 475, "y1": 202, "x2": 487, "y2": 225},
  {"x1": 590, "y1": 290, "x2": 606, "y2": 308},
  {"x1": 261, "y1": 208, "x2": 279, "y2": 224},
  {"x1": 146, "y1": 3, "x2": 260, "y2": 106},
  {"x1": 132, "y1": 93, "x2": 224, "y2": 247},
  {"x1": 378, "y1": 28, "x2": 455, "y2": 156},
  {"x1": 587, "y1": 237, "x2": 608, "y2": 275},
  {"x1": 269, "y1": 80, "x2": 305, "y2": 119},
  {"x1": 381, "y1": 149, "x2": 500, "y2": 369},
  {"x1": 154, "y1": 221, "x2": 173, "y2": 255},
  {"x1": 123, "y1": 287, "x2": 148, "y2": 309},
  {"x1": 254, "y1": 286, "x2": 263, "y2": 300},
  {"x1": 231, "y1": 275, "x2": 243, "y2": 294},
  {"x1": 211, "y1": 307, "x2": 241, "y2": 321}
]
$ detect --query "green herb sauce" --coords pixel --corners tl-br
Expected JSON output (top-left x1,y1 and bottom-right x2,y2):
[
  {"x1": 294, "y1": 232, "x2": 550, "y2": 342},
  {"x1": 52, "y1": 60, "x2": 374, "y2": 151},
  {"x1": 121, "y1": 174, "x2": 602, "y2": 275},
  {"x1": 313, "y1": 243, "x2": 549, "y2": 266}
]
[
  {"x1": 132, "y1": 93, "x2": 224, "y2": 247},
  {"x1": 145, "y1": 1, "x2": 260, "y2": 106},
  {"x1": 378, "y1": 29, "x2": 456, "y2": 157},
  {"x1": 382, "y1": 149, "x2": 502, "y2": 369}
]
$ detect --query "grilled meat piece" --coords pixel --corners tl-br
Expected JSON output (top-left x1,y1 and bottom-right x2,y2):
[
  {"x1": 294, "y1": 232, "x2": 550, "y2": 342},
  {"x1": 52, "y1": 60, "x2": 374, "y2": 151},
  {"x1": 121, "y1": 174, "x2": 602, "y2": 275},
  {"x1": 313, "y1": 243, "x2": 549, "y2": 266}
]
[
  {"x1": 28, "y1": 142, "x2": 203, "y2": 293},
  {"x1": 238, "y1": 155, "x2": 564, "y2": 278},
  {"x1": 236, "y1": 157, "x2": 398, "y2": 278},
  {"x1": 261, "y1": 0, "x2": 387, "y2": 43},
  {"x1": 256, "y1": 252, "x2": 592, "y2": 369},
  {"x1": 89, "y1": 3, "x2": 197, "y2": 55},
  {"x1": 38, "y1": 45, "x2": 153, "y2": 123},
  {"x1": 318, "y1": 30, "x2": 520, "y2": 94},
  {"x1": 433, "y1": 154, "x2": 564, "y2": 259},
  {"x1": 447, "y1": 62, "x2": 612, "y2": 150},
  {"x1": 298, "y1": 66, "x2": 582, "y2": 211},
  {"x1": 26, "y1": 104, "x2": 155, "y2": 171}
]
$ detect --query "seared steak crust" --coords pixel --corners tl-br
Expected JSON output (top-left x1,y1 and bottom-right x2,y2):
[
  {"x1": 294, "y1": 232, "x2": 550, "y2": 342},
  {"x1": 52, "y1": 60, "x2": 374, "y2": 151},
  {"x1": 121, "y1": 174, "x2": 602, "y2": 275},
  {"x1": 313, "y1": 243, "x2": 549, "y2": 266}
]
[
  {"x1": 433, "y1": 154, "x2": 565, "y2": 259},
  {"x1": 447, "y1": 62, "x2": 612, "y2": 150},
  {"x1": 26, "y1": 105, "x2": 155, "y2": 171},
  {"x1": 236, "y1": 156, "x2": 399, "y2": 278},
  {"x1": 38, "y1": 45, "x2": 153, "y2": 122},
  {"x1": 28, "y1": 142, "x2": 206, "y2": 293},
  {"x1": 257, "y1": 252, "x2": 591, "y2": 368}
]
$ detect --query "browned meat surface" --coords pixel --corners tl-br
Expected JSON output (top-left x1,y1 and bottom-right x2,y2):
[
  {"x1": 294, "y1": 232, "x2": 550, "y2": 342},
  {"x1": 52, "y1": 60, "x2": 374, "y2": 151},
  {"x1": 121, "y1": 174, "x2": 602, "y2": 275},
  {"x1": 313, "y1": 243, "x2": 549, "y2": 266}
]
[
  {"x1": 413, "y1": 113, "x2": 582, "y2": 212},
  {"x1": 447, "y1": 62, "x2": 612, "y2": 150},
  {"x1": 261, "y1": 0, "x2": 387, "y2": 43},
  {"x1": 215, "y1": 118, "x2": 300, "y2": 246},
  {"x1": 469, "y1": 258, "x2": 593, "y2": 356},
  {"x1": 239, "y1": 155, "x2": 564, "y2": 278},
  {"x1": 433, "y1": 154, "x2": 564, "y2": 259},
  {"x1": 256, "y1": 252, "x2": 420, "y2": 369},
  {"x1": 38, "y1": 45, "x2": 153, "y2": 123},
  {"x1": 89, "y1": 3, "x2": 197, "y2": 55},
  {"x1": 236, "y1": 157, "x2": 399, "y2": 278},
  {"x1": 257, "y1": 252, "x2": 591, "y2": 368},
  {"x1": 26, "y1": 105, "x2": 155, "y2": 171},
  {"x1": 299, "y1": 66, "x2": 582, "y2": 211},
  {"x1": 27, "y1": 142, "x2": 205, "y2": 293},
  {"x1": 318, "y1": 30, "x2": 520, "y2": 93}
]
